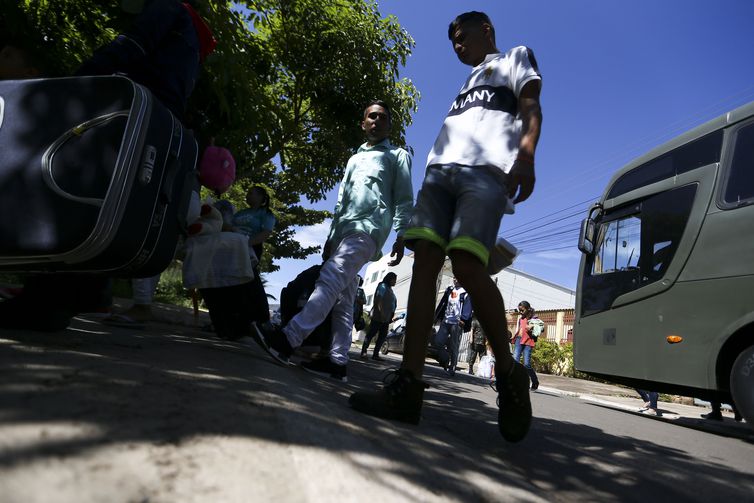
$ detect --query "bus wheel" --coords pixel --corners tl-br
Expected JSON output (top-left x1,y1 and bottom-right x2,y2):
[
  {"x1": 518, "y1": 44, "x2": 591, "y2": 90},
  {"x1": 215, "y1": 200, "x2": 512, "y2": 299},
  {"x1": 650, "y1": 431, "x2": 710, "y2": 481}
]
[
  {"x1": 730, "y1": 345, "x2": 754, "y2": 426},
  {"x1": 380, "y1": 343, "x2": 389, "y2": 355}
]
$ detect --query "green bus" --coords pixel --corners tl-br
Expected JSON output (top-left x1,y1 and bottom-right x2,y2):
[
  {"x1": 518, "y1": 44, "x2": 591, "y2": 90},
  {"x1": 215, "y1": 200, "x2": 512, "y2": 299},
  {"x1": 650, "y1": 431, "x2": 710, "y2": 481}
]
[{"x1": 574, "y1": 101, "x2": 754, "y2": 425}]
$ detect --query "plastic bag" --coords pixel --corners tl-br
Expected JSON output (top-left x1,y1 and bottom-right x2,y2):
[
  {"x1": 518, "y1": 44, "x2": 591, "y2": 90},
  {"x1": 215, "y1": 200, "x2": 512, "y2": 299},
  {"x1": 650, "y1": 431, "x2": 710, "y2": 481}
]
[{"x1": 477, "y1": 355, "x2": 495, "y2": 379}]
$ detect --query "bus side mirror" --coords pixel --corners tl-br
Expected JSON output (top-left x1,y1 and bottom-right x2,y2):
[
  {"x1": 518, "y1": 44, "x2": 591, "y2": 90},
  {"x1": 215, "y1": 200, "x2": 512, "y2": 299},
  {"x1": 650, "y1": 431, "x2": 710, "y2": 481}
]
[{"x1": 578, "y1": 218, "x2": 595, "y2": 255}]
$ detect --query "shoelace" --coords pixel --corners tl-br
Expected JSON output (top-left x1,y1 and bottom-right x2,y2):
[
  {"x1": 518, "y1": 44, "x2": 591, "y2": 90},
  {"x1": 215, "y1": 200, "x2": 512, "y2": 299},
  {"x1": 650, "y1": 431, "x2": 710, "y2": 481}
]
[
  {"x1": 493, "y1": 365, "x2": 524, "y2": 407},
  {"x1": 380, "y1": 368, "x2": 429, "y2": 395}
]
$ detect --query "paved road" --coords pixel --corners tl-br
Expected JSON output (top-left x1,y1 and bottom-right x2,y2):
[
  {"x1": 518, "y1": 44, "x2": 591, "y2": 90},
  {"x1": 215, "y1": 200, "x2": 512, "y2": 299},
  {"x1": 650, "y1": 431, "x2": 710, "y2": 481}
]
[{"x1": 0, "y1": 315, "x2": 752, "y2": 502}]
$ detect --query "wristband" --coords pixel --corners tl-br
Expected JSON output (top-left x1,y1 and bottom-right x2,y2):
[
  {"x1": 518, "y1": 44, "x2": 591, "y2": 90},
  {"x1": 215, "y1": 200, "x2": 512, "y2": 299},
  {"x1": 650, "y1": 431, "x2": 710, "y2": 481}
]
[{"x1": 516, "y1": 152, "x2": 534, "y2": 164}]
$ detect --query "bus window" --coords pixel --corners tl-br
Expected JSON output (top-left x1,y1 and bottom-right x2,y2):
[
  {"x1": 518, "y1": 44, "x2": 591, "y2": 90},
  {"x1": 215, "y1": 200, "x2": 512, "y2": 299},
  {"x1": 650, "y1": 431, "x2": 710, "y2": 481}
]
[
  {"x1": 581, "y1": 184, "x2": 697, "y2": 316},
  {"x1": 608, "y1": 130, "x2": 722, "y2": 199},
  {"x1": 723, "y1": 121, "x2": 754, "y2": 205},
  {"x1": 591, "y1": 216, "x2": 641, "y2": 275}
]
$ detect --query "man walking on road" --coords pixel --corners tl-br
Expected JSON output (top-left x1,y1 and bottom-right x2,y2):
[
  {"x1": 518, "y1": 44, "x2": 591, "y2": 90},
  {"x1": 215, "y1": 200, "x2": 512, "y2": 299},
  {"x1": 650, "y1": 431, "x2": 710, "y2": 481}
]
[
  {"x1": 349, "y1": 11, "x2": 542, "y2": 443},
  {"x1": 254, "y1": 101, "x2": 413, "y2": 383},
  {"x1": 433, "y1": 277, "x2": 472, "y2": 376}
]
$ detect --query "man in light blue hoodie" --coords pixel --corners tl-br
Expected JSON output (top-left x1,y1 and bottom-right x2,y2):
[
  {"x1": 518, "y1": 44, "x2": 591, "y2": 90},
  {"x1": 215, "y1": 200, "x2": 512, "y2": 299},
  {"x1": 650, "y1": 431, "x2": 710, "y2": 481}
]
[{"x1": 254, "y1": 100, "x2": 413, "y2": 382}]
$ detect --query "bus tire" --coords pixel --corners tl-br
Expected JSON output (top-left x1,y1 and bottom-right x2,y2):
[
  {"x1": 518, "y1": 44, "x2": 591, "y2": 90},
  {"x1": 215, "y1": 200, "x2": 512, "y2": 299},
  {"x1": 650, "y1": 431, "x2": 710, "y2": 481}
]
[
  {"x1": 730, "y1": 345, "x2": 754, "y2": 426},
  {"x1": 380, "y1": 342, "x2": 389, "y2": 355}
]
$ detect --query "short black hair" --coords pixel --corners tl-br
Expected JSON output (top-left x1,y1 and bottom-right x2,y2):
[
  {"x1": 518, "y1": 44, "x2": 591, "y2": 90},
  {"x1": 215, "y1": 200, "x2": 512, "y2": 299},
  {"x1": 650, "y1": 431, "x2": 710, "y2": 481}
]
[
  {"x1": 448, "y1": 11, "x2": 494, "y2": 40},
  {"x1": 382, "y1": 272, "x2": 397, "y2": 284},
  {"x1": 364, "y1": 99, "x2": 391, "y2": 122}
]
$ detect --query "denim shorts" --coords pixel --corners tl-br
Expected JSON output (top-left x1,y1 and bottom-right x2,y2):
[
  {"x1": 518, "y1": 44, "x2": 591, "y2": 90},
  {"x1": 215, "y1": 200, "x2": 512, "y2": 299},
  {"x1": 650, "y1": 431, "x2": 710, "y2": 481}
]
[{"x1": 404, "y1": 163, "x2": 510, "y2": 265}]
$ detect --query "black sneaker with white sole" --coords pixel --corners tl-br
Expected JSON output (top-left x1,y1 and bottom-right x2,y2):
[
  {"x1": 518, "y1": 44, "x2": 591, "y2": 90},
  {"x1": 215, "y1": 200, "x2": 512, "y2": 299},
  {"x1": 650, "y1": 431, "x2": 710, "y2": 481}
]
[
  {"x1": 253, "y1": 322, "x2": 294, "y2": 365},
  {"x1": 300, "y1": 358, "x2": 348, "y2": 382}
]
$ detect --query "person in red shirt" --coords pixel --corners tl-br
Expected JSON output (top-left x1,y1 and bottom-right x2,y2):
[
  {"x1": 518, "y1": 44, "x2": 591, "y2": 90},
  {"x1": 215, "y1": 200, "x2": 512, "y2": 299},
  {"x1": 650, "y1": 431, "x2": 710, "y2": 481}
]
[{"x1": 511, "y1": 300, "x2": 540, "y2": 390}]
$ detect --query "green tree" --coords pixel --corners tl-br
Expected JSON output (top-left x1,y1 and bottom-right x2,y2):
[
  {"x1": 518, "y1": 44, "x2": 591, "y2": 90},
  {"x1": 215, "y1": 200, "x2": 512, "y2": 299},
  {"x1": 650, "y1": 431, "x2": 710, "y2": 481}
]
[{"x1": 2, "y1": 0, "x2": 419, "y2": 272}]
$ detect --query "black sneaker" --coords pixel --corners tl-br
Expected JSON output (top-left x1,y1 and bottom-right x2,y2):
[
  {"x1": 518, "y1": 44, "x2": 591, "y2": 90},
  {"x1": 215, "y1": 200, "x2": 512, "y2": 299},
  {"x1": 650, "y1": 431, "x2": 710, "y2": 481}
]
[
  {"x1": 253, "y1": 322, "x2": 293, "y2": 365},
  {"x1": 371, "y1": 354, "x2": 384, "y2": 361},
  {"x1": 349, "y1": 368, "x2": 429, "y2": 425},
  {"x1": 301, "y1": 358, "x2": 348, "y2": 382},
  {"x1": 493, "y1": 362, "x2": 532, "y2": 443}
]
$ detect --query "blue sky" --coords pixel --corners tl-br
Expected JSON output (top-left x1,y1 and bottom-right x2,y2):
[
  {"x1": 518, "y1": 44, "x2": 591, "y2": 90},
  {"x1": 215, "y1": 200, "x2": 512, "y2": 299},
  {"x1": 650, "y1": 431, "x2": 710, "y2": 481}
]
[{"x1": 264, "y1": 0, "x2": 754, "y2": 302}]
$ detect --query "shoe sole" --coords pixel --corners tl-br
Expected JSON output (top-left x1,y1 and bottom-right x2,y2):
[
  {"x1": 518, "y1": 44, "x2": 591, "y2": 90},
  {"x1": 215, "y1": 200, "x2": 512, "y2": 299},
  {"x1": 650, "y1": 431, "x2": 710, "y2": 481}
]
[
  {"x1": 300, "y1": 364, "x2": 348, "y2": 383},
  {"x1": 251, "y1": 323, "x2": 292, "y2": 366}
]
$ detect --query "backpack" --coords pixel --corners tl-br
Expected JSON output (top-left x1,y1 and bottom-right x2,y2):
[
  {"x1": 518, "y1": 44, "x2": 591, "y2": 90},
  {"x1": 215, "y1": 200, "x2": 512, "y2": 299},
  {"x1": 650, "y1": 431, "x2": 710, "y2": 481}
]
[
  {"x1": 527, "y1": 317, "x2": 545, "y2": 341},
  {"x1": 279, "y1": 264, "x2": 332, "y2": 349}
]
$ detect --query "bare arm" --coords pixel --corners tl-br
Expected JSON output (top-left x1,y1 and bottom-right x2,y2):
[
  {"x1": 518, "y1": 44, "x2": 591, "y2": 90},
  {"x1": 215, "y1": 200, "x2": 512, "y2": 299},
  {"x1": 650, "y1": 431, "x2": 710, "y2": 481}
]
[
  {"x1": 248, "y1": 229, "x2": 272, "y2": 246},
  {"x1": 507, "y1": 80, "x2": 542, "y2": 204}
]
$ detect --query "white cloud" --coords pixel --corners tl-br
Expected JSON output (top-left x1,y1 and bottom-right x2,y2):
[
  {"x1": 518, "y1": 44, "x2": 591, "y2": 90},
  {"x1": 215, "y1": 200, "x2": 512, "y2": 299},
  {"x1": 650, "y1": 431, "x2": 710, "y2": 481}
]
[
  {"x1": 293, "y1": 220, "x2": 331, "y2": 248},
  {"x1": 522, "y1": 248, "x2": 582, "y2": 261}
]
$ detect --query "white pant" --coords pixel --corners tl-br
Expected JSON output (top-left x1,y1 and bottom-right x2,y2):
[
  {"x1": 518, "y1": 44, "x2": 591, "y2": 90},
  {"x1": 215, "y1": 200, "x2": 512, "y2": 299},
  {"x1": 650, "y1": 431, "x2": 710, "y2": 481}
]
[
  {"x1": 132, "y1": 275, "x2": 160, "y2": 305},
  {"x1": 283, "y1": 233, "x2": 376, "y2": 365}
]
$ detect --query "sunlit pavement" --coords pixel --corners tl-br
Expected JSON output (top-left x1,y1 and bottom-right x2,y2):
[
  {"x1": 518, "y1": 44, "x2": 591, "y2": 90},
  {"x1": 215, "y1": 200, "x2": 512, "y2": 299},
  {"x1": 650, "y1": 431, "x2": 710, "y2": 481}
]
[{"x1": 0, "y1": 302, "x2": 751, "y2": 502}]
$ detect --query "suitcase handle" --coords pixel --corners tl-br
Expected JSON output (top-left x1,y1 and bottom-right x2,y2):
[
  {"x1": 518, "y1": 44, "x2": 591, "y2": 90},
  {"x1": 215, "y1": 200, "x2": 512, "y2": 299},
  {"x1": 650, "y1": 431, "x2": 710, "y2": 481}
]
[{"x1": 41, "y1": 111, "x2": 129, "y2": 207}]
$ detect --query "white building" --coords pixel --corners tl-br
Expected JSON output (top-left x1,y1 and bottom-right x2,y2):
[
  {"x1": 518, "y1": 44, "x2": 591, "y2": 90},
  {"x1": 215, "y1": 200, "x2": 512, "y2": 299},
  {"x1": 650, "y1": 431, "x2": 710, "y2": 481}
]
[{"x1": 362, "y1": 253, "x2": 575, "y2": 314}]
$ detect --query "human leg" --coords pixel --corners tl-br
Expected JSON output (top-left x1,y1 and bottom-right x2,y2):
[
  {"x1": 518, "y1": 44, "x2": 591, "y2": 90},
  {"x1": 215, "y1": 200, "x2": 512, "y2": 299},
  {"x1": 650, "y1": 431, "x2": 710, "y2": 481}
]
[
  {"x1": 434, "y1": 321, "x2": 450, "y2": 349},
  {"x1": 256, "y1": 234, "x2": 373, "y2": 364},
  {"x1": 467, "y1": 344, "x2": 479, "y2": 374},
  {"x1": 283, "y1": 234, "x2": 374, "y2": 348},
  {"x1": 199, "y1": 287, "x2": 233, "y2": 340},
  {"x1": 522, "y1": 345, "x2": 539, "y2": 390},
  {"x1": 647, "y1": 391, "x2": 658, "y2": 410},
  {"x1": 702, "y1": 400, "x2": 723, "y2": 420},
  {"x1": 361, "y1": 320, "x2": 381, "y2": 356},
  {"x1": 327, "y1": 269, "x2": 359, "y2": 366},
  {"x1": 372, "y1": 322, "x2": 390, "y2": 359},
  {"x1": 125, "y1": 275, "x2": 160, "y2": 321},
  {"x1": 347, "y1": 240, "x2": 444, "y2": 423},
  {"x1": 636, "y1": 389, "x2": 652, "y2": 410},
  {"x1": 401, "y1": 240, "x2": 447, "y2": 377},
  {"x1": 512, "y1": 338, "x2": 523, "y2": 363},
  {"x1": 132, "y1": 275, "x2": 160, "y2": 305},
  {"x1": 447, "y1": 323, "x2": 461, "y2": 375},
  {"x1": 450, "y1": 249, "x2": 531, "y2": 442}
]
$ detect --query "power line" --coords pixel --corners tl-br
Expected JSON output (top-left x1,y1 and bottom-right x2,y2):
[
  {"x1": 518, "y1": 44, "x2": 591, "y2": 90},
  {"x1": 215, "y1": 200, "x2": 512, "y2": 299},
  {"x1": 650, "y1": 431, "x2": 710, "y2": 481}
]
[
  {"x1": 511, "y1": 226, "x2": 580, "y2": 246},
  {"x1": 535, "y1": 85, "x2": 754, "y2": 195},
  {"x1": 501, "y1": 196, "x2": 598, "y2": 235},
  {"x1": 506, "y1": 209, "x2": 587, "y2": 240}
]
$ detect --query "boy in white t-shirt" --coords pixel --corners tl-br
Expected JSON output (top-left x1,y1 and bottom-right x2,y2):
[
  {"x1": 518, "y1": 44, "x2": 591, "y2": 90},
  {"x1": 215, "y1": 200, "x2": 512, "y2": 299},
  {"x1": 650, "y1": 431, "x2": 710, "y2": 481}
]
[{"x1": 350, "y1": 11, "x2": 543, "y2": 443}]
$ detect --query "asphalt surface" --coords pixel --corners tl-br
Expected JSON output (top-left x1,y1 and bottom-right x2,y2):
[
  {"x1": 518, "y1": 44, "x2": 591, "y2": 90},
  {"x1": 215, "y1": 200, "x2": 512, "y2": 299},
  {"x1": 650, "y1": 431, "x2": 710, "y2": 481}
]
[{"x1": 0, "y1": 300, "x2": 751, "y2": 502}]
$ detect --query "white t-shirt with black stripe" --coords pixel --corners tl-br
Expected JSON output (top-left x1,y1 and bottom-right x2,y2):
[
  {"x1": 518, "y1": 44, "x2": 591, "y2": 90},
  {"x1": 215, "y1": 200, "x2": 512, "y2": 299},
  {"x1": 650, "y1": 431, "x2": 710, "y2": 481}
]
[{"x1": 426, "y1": 46, "x2": 541, "y2": 174}]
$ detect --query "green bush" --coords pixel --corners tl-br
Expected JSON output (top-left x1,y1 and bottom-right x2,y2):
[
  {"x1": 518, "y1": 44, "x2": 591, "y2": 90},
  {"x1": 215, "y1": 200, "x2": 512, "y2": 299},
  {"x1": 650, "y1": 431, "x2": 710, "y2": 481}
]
[
  {"x1": 153, "y1": 262, "x2": 194, "y2": 309},
  {"x1": 558, "y1": 342, "x2": 616, "y2": 383},
  {"x1": 532, "y1": 340, "x2": 568, "y2": 375}
]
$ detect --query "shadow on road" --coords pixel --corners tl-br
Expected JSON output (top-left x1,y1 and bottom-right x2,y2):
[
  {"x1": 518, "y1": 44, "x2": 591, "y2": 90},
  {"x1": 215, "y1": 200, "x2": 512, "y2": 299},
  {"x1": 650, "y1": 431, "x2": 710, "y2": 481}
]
[{"x1": 1, "y1": 318, "x2": 752, "y2": 501}]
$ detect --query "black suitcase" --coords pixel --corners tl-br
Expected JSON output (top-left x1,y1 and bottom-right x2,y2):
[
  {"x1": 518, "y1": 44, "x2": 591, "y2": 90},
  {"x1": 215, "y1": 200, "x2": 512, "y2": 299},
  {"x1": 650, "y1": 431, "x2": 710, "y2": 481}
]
[
  {"x1": 279, "y1": 264, "x2": 333, "y2": 350},
  {"x1": 0, "y1": 75, "x2": 198, "y2": 277}
]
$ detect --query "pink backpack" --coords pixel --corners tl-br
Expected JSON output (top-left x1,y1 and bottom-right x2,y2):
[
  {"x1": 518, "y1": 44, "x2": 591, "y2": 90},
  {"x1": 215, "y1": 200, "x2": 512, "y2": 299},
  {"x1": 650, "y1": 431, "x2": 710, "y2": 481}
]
[{"x1": 198, "y1": 146, "x2": 236, "y2": 194}]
